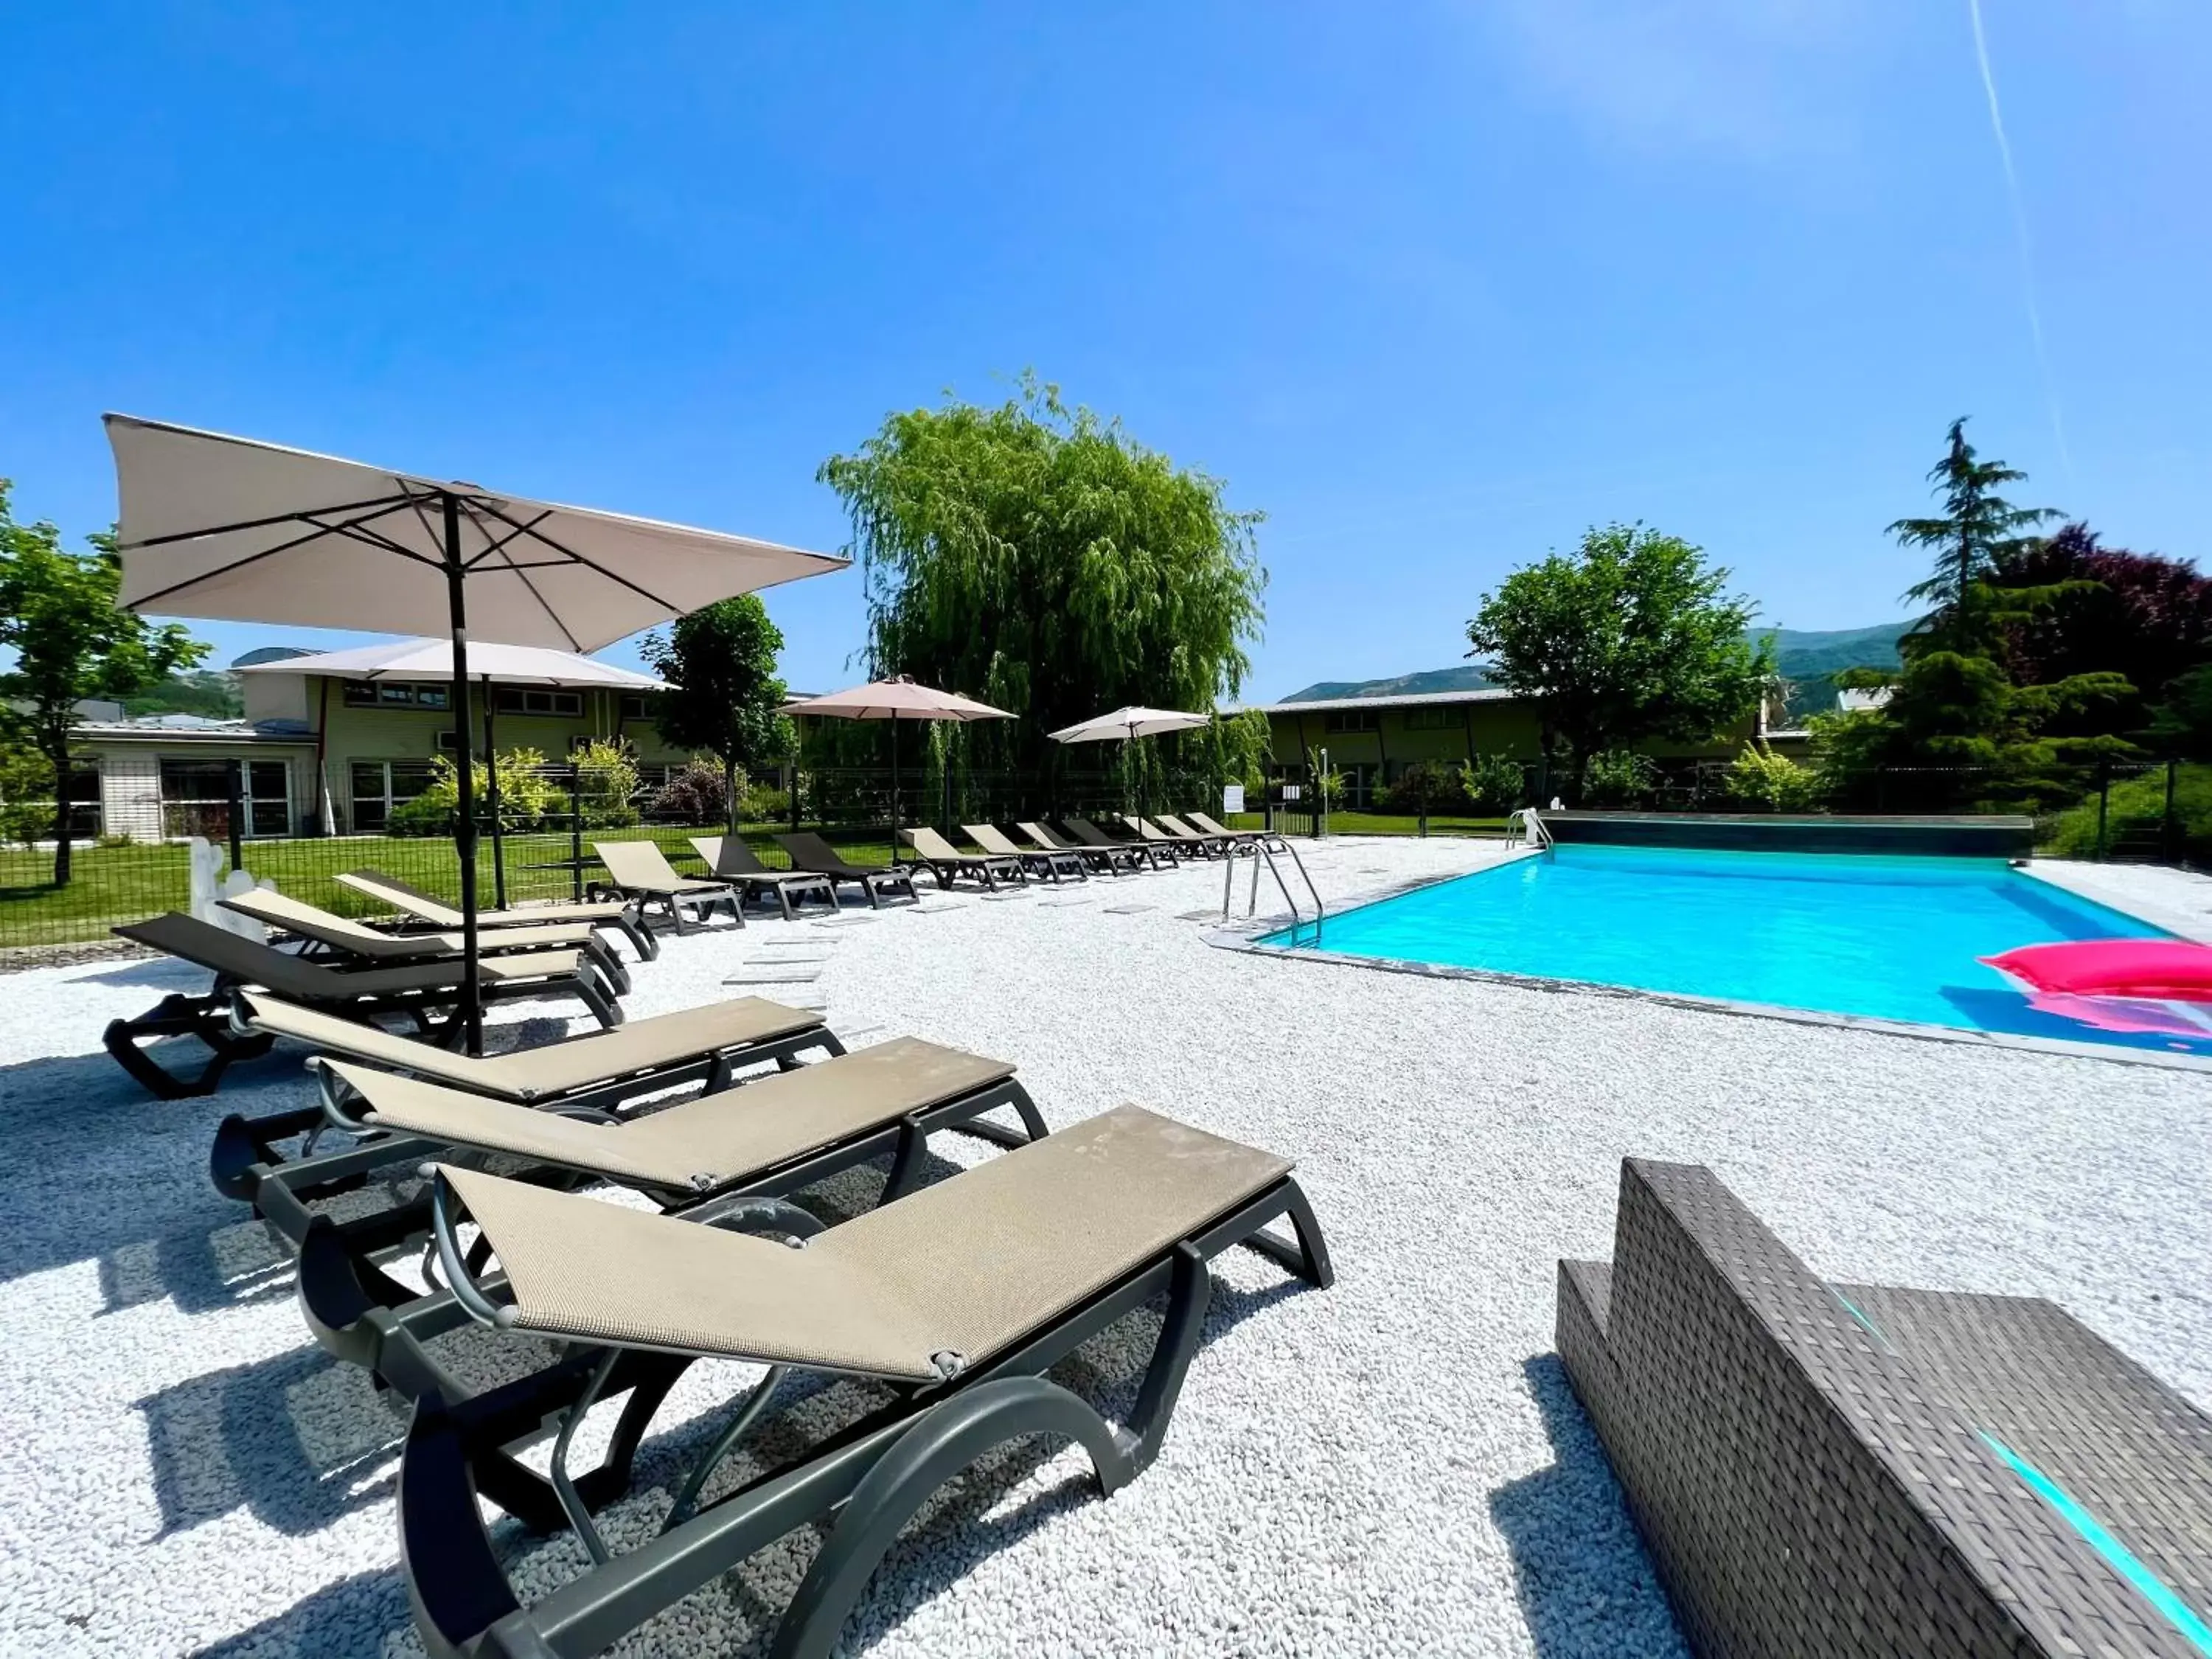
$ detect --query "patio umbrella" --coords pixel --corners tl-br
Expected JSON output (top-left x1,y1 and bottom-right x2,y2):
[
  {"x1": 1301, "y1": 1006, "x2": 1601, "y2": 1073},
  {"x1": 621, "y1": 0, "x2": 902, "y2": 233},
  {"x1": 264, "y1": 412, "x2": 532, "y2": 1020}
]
[
  {"x1": 240, "y1": 638, "x2": 672, "y2": 910},
  {"x1": 1048, "y1": 705, "x2": 1212, "y2": 812},
  {"x1": 108, "y1": 414, "x2": 846, "y2": 1050},
  {"x1": 779, "y1": 678, "x2": 1012, "y2": 862}
]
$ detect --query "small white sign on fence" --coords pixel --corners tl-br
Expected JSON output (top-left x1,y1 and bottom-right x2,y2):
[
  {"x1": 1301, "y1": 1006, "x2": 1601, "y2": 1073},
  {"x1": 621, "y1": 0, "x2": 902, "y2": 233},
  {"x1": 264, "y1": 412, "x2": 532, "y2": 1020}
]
[
  {"x1": 1281, "y1": 784, "x2": 1302, "y2": 801},
  {"x1": 1222, "y1": 784, "x2": 1245, "y2": 815}
]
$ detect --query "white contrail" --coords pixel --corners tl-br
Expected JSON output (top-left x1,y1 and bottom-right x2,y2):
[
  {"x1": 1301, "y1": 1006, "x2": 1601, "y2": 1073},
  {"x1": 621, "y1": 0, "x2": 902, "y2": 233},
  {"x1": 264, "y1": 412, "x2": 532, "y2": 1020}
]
[{"x1": 1966, "y1": 0, "x2": 2072, "y2": 479}]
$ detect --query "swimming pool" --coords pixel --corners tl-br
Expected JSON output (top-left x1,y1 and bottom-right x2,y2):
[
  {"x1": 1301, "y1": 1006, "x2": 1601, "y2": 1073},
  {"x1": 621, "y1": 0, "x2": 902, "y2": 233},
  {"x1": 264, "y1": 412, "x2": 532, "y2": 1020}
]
[{"x1": 1259, "y1": 845, "x2": 2208, "y2": 1057}]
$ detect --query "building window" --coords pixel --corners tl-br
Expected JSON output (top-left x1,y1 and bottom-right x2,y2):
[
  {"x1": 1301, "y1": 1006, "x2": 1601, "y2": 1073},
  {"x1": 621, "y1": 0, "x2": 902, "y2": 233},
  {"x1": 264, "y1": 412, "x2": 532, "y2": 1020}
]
[
  {"x1": 348, "y1": 760, "x2": 438, "y2": 832},
  {"x1": 1324, "y1": 709, "x2": 1379, "y2": 734},
  {"x1": 619, "y1": 692, "x2": 652, "y2": 720},
  {"x1": 493, "y1": 687, "x2": 583, "y2": 717},
  {"x1": 159, "y1": 758, "x2": 291, "y2": 840},
  {"x1": 341, "y1": 679, "x2": 448, "y2": 711},
  {"x1": 1402, "y1": 706, "x2": 1459, "y2": 731}
]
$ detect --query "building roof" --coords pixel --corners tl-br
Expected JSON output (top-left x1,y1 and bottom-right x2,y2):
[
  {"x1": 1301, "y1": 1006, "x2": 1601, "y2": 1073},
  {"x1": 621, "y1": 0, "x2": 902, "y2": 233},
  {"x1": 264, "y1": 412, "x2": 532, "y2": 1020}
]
[
  {"x1": 73, "y1": 716, "x2": 315, "y2": 746},
  {"x1": 1235, "y1": 686, "x2": 1521, "y2": 716}
]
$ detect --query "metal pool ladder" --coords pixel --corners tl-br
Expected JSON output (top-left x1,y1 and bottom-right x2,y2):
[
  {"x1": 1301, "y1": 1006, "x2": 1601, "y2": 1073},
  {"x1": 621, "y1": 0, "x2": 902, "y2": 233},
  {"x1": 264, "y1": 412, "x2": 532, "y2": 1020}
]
[
  {"x1": 1223, "y1": 836, "x2": 1325, "y2": 945},
  {"x1": 1505, "y1": 808, "x2": 1553, "y2": 852}
]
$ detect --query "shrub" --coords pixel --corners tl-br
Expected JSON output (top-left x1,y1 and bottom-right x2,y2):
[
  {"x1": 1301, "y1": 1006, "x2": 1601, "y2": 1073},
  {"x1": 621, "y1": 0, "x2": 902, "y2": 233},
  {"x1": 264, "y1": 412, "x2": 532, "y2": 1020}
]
[
  {"x1": 650, "y1": 759, "x2": 734, "y2": 826},
  {"x1": 571, "y1": 738, "x2": 641, "y2": 830},
  {"x1": 1459, "y1": 754, "x2": 1527, "y2": 815},
  {"x1": 2044, "y1": 762, "x2": 2212, "y2": 862},
  {"x1": 0, "y1": 745, "x2": 53, "y2": 849},
  {"x1": 1579, "y1": 749, "x2": 1658, "y2": 808},
  {"x1": 740, "y1": 778, "x2": 792, "y2": 823},
  {"x1": 387, "y1": 746, "x2": 566, "y2": 835},
  {"x1": 1722, "y1": 744, "x2": 1822, "y2": 813},
  {"x1": 1375, "y1": 761, "x2": 1471, "y2": 815}
]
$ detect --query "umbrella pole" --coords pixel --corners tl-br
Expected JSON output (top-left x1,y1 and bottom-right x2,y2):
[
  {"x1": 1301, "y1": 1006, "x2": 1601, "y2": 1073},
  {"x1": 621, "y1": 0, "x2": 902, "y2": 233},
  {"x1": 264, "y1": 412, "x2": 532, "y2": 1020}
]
[
  {"x1": 482, "y1": 673, "x2": 507, "y2": 911},
  {"x1": 442, "y1": 493, "x2": 484, "y2": 1056},
  {"x1": 888, "y1": 711, "x2": 900, "y2": 866}
]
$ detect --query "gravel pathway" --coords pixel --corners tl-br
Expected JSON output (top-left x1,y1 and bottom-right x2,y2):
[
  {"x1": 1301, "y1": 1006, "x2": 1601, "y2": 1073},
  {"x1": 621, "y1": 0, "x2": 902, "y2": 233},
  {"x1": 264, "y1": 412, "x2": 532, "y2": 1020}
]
[{"x1": 0, "y1": 839, "x2": 2205, "y2": 1657}]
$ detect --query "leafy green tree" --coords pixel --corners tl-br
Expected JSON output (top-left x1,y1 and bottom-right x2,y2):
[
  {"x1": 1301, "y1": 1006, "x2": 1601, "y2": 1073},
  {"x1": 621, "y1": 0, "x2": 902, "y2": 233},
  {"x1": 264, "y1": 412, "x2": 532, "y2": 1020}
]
[
  {"x1": 818, "y1": 375, "x2": 1265, "y2": 790},
  {"x1": 642, "y1": 597, "x2": 791, "y2": 832},
  {"x1": 1465, "y1": 523, "x2": 1773, "y2": 790},
  {"x1": 0, "y1": 482, "x2": 206, "y2": 883}
]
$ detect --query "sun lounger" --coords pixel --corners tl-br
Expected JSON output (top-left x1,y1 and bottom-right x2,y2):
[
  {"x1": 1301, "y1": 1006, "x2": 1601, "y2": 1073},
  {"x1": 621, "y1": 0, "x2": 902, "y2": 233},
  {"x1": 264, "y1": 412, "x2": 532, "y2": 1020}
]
[
  {"x1": 687, "y1": 835, "x2": 839, "y2": 921},
  {"x1": 218, "y1": 886, "x2": 633, "y2": 995},
  {"x1": 1148, "y1": 812, "x2": 1238, "y2": 855},
  {"x1": 337, "y1": 867, "x2": 655, "y2": 961},
  {"x1": 591, "y1": 839, "x2": 742, "y2": 933},
  {"x1": 1015, "y1": 820, "x2": 1134, "y2": 875},
  {"x1": 293, "y1": 1037, "x2": 1047, "y2": 1402},
  {"x1": 1186, "y1": 809, "x2": 1287, "y2": 853},
  {"x1": 212, "y1": 990, "x2": 839, "y2": 1225},
  {"x1": 902, "y1": 826, "x2": 1025, "y2": 890},
  {"x1": 964, "y1": 822, "x2": 1085, "y2": 882},
  {"x1": 1064, "y1": 814, "x2": 1173, "y2": 869},
  {"x1": 1560, "y1": 1159, "x2": 2212, "y2": 1659},
  {"x1": 1119, "y1": 813, "x2": 1205, "y2": 860},
  {"x1": 399, "y1": 1102, "x2": 1332, "y2": 1655},
  {"x1": 774, "y1": 831, "x2": 919, "y2": 908},
  {"x1": 104, "y1": 912, "x2": 621, "y2": 1099}
]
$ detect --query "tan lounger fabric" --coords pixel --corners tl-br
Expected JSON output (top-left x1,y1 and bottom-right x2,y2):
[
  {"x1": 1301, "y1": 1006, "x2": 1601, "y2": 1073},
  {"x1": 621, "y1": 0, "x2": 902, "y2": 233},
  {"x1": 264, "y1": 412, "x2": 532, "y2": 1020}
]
[
  {"x1": 903, "y1": 827, "x2": 995, "y2": 864},
  {"x1": 221, "y1": 887, "x2": 598, "y2": 956},
  {"x1": 117, "y1": 914, "x2": 579, "y2": 998},
  {"x1": 594, "y1": 839, "x2": 726, "y2": 895},
  {"x1": 961, "y1": 825, "x2": 1026, "y2": 858},
  {"x1": 243, "y1": 991, "x2": 821, "y2": 1099},
  {"x1": 442, "y1": 1104, "x2": 1293, "y2": 1381},
  {"x1": 334, "y1": 1035, "x2": 1012, "y2": 1187},
  {"x1": 338, "y1": 869, "x2": 633, "y2": 929}
]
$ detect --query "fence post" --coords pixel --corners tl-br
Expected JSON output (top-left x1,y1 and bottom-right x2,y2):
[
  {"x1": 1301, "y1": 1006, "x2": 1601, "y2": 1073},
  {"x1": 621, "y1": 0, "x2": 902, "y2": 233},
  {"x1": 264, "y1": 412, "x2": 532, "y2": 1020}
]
[
  {"x1": 568, "y1": 763, "x2": 585, "y2": 902},
  {"x1": 2164, "y1": 759, "x2": 2179, "y2": 864},
  {"x1": 2095, "y1": 757, "x2": 2112, "y2": 860},
  {"x1": 223, "y1": 759, "x2": 246, "y2": 874}
]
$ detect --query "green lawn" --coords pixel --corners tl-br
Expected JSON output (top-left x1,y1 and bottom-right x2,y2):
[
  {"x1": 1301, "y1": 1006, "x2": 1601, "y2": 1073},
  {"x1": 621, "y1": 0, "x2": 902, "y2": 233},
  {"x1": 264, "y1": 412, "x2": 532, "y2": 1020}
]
[{"x1": 0, "y1": 822, "x2": 897, "y2": 947}]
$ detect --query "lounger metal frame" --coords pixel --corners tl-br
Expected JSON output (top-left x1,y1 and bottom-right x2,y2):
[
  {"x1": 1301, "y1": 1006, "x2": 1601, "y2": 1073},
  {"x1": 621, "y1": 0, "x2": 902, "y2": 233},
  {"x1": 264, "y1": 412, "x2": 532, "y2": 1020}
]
[
  {"x1": 211, "y1": 1015, "x2": 846, "y2": 1233},
  {"x1": 400, "y1": 1166, "x2": 1332, "y2": 1658},
  {"x1": 772, "y1": 834, "x2": 920, "y2": 908},
  {"x1": 295, "y1": 1068, "x2": 1049, "y2": 1408},
  {"x1": 104, "y1": 919, "x2": 623, "y2": 1101}
]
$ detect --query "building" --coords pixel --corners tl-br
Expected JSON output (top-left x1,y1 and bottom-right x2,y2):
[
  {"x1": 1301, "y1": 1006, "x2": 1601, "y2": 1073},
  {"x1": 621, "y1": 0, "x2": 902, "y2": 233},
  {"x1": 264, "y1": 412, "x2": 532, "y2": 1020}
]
[
  {"x1": 1238, "y1": 686, "x2": 1796, "y2": 807},
  {"x1": 58, "y1": 639, "x2": 684, "y2": 843}
]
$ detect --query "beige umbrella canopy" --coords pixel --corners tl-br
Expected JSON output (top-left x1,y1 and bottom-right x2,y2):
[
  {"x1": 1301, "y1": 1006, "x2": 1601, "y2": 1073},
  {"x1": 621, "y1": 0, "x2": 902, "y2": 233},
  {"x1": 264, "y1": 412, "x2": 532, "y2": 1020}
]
[
  {"x1": 234, "y1": 636, "x2": 672, "y2": 690},
  {"x1": 1048, "y1": 706, "x2": 1211, "y2": 743},
  {"x1": 108, "y1": 414, "x2": 847, "y2": 1050},
  {"x1": 780, "y1": 678, "x2": 1012, "y2": 860}
]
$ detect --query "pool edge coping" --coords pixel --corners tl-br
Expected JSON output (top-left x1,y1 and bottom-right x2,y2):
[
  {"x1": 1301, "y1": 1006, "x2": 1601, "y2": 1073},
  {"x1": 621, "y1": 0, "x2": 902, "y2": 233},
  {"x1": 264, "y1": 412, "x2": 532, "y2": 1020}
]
[{"x1": 1201, "y1": 852, "x2": 2212, "y2": 1074}]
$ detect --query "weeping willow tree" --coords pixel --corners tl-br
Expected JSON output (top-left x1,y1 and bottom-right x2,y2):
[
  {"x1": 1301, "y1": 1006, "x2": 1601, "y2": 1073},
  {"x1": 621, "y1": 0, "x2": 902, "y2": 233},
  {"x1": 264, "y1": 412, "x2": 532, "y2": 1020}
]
[{"x1": 817, "y1": 376, "x2": 1267, "y2": 807}]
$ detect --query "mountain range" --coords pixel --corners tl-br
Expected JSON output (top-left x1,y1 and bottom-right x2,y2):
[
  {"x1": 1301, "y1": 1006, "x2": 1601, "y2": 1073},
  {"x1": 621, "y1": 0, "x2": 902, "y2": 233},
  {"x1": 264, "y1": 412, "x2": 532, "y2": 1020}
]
[{"x1": 1279, "y1": 622, "x2": 1913, "y2": 717}]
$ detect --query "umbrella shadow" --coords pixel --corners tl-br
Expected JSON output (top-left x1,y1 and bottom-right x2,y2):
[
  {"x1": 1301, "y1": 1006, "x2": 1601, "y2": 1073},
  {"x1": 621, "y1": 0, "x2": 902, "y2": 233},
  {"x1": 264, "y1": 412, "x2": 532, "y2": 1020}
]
[{"x1": 1486, "y1": 1355, "x2": 1686, "y2": 1658}]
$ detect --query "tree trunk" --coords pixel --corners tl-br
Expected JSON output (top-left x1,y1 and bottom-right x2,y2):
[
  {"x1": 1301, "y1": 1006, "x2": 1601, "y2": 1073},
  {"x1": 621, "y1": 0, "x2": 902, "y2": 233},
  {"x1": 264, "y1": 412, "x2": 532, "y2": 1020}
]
[
  {"x1": 724, "y1": 754, "x2": 740, "y2": 835},
  {"x1": 44, "y1": 727, "x2": 74, "y2": 887}
]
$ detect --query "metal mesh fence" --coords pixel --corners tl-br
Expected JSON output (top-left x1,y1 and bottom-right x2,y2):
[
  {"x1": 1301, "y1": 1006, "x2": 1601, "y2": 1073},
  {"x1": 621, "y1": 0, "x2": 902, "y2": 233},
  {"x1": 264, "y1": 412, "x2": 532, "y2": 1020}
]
[{"x1": 4, "y1": 758, "x2": 2202, "y2": 954}]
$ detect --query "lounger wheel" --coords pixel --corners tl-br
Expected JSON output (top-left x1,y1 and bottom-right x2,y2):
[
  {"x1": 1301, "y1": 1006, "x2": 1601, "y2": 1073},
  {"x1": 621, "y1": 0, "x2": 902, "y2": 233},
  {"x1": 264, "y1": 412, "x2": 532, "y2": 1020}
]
[{"x1": 770, "y1": 1377, "x2": 1137, "y2": 1659}]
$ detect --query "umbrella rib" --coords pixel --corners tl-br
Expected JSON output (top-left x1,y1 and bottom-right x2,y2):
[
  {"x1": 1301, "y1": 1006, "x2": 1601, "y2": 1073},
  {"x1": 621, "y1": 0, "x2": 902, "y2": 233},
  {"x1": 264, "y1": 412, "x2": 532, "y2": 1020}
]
[
  {"x1": 464, "y1": 509, "x2": 585, "y2": 652},
  {"x1": 460, "y1": 509, "x2": 553, "y2": 569},
  {"x1": 124, "y1": 497, "x2": 434, "y2": 611},
  {"x1": 119, "y1": 492, "x2": 416, "y2": 549},
  {"x1": 467, "y1": 498, "x2": 689, "y2": 616}
]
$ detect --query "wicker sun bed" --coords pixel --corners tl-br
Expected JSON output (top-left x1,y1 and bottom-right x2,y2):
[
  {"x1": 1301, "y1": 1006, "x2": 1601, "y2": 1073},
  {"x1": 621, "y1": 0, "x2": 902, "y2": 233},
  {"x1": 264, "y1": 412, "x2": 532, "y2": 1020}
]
[{"x1": 1559, "y1": 1159, "x2": 2212, "y2": 1658}]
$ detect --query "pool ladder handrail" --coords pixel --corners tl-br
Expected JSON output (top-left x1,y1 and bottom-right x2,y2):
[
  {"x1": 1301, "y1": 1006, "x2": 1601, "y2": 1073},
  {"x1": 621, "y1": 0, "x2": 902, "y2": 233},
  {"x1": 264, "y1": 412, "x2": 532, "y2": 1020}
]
[
  {"x1": 1222, "y1": 834, "x2": 1325, "y2": 942},
  {"x1": 1506, "y1": 807, "x2": 1553, "y2": 852}
]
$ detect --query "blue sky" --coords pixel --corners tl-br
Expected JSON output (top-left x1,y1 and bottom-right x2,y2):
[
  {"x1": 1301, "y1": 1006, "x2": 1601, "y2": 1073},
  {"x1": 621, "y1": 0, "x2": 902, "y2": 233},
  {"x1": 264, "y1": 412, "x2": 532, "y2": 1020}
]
[{"x1": 4, "y1": 2, "x2": 2206, "y2": 700}]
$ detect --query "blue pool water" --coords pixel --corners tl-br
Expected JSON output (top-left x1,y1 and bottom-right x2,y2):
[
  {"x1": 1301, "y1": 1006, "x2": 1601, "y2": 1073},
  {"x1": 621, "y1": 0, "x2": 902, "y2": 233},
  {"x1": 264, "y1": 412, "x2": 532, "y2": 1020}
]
[{"x1": 1261, "y1": 846, "x2": 2208, "y2": 1057}]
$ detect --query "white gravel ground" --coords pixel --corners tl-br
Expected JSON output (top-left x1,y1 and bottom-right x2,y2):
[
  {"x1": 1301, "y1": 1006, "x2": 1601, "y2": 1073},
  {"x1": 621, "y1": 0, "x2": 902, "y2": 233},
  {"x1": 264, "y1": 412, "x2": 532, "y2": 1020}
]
[{"x1": 1, "y1": 838, "x2": 2206, "y2": 1658}]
